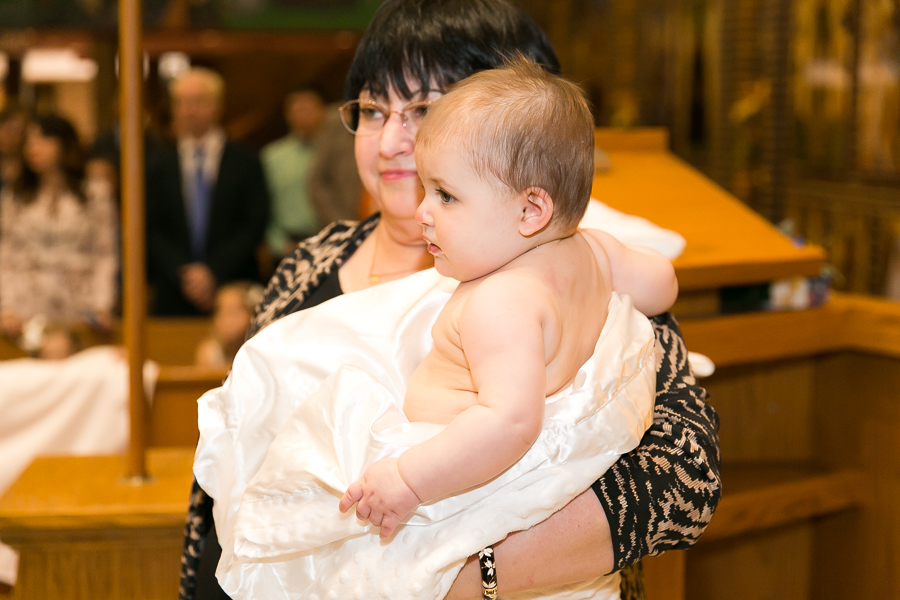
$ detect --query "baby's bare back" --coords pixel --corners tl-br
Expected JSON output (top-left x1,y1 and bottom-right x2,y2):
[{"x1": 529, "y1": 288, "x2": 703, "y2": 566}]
[{"x1": 404, "y1": 232, "x2": 612, "y2": 424}]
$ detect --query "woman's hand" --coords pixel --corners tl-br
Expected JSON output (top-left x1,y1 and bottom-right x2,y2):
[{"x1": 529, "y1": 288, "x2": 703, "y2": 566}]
[
  {"x1": 444, "y1": 489, "x2": 615, "y2": 600},
  {"x1": 339, "y1": 458, "x2": 420, "y2": 539}
]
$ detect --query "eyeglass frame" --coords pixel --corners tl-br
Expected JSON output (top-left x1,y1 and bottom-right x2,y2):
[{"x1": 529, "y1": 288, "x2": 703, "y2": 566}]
[{"x1": 338, "y1": 99, "x2": 434, "y2": 136}]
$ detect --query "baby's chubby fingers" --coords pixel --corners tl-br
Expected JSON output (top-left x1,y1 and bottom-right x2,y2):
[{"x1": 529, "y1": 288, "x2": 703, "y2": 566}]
[
  {"x1": 338, "y1": 480, "x2": 364, "y2": 514},
  {"x1": 379, "y1": 514, "x2": 399, "y2": 540}
]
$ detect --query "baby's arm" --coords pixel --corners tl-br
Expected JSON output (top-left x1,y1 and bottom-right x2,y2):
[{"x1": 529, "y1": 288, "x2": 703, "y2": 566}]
[
  {"x1": 583, "y1": 229, "x2": 678, "y2": 316},
  {"x1": 340, "y1": 276, "x2": 549, "y2": 538}
]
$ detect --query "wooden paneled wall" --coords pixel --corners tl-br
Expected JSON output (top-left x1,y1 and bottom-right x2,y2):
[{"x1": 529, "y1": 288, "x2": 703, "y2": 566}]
[
  {"x1": 679, "y1": 348, "x2": 899, "y2": 600},
  {"x1": 786, "y1": 179, "x2": 900, "y2": 295}
]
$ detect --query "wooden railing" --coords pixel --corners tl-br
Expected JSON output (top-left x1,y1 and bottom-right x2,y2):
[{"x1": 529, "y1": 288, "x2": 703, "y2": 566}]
[{"x1": 640, "y1": 292, "x2": 900, "y2": 600}]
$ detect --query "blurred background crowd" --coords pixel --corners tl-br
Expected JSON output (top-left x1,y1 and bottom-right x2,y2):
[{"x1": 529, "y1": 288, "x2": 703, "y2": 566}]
[{"x1": 0, "y1": 0, "x2": 898, "y2": 362}]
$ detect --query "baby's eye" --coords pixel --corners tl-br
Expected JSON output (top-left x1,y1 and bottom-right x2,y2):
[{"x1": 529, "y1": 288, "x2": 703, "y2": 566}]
[{"x1": 436, "y1": 189, "x2": 455, "y2": 204}]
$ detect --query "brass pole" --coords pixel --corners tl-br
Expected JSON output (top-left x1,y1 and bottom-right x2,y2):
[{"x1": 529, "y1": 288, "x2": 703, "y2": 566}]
[{"x1": 118, "y1": 0, "x2": 148, "y2": 479}]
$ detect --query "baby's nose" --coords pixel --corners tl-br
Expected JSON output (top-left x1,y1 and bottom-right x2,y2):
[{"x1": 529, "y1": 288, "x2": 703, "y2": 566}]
[{"x1": 415, "y1": 202, "x2": 432, "y2": 226}]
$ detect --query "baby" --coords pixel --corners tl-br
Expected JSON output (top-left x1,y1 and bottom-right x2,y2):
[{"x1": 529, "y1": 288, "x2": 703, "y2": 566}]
[{"x1": 339, "y1": 58, "x2": 678, "y2": 539}]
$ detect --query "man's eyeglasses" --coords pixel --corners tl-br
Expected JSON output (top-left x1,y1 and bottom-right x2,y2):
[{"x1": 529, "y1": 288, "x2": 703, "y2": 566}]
[{"x1": 338, "y1": 100, "x2": 432, "y2": 136}]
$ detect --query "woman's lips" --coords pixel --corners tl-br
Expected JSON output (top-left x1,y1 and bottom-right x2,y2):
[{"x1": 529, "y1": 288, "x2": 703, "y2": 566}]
[{"x1": 380, "y1": 169, "x2": 418, "y2": 182}]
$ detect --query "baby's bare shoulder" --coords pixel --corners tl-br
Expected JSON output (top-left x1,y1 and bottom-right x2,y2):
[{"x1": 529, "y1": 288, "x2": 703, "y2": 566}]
[
  {"x1": 575, "y1": 228, "x2": 614, "y2": 256},
  {"x1": 473, "y1": 268, "x2": 552, "y2": 300},
  {"x1": 458, "y1": 271, "x2": 555, "y2": 329}
]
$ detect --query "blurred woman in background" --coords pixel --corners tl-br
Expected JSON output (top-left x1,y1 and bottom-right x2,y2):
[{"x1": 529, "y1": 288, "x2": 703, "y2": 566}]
[
  {"x1": 0, "y1": 104, "x2": 28, "y2": 196},
  {"x1": 0, "y1": 114, "x2": 117, "y2": 347}
]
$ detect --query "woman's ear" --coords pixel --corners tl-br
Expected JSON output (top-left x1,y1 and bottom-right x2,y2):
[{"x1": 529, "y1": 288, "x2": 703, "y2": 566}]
[{"x1": 518, "y1": 186, "x2": 554, "y2": 236}]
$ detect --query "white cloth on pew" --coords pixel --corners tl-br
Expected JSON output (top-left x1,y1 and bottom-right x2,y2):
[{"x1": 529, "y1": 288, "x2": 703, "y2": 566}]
[
  {"x1": 194, "y1": 269, "x2": 659, "y2": 600},
  {"x1": 0, "y1": 346, "x2": 158, "y2": 585}
]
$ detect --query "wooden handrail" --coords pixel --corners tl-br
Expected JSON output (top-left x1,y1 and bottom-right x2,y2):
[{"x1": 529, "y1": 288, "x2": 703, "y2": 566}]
[
  {"x1": 680, "y1": 292, "x2": 900, "y2": 367},
  {"x1": 699, "y1": 465, "x2": 868, "y2": 544}
]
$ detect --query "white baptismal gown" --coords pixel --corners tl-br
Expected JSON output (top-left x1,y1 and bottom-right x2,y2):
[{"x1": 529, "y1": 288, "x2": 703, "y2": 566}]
[{"x1": 193, "y1": 268, "x2": 658, "y2": 600}]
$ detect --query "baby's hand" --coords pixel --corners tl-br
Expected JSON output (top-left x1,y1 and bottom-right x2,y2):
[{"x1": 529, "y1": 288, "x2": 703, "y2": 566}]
[{"x1": 338, "y1": 458, "x2": 420, "y2": 539}]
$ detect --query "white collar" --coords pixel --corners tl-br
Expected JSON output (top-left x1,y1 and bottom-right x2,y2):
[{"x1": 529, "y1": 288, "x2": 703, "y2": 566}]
[{"x1": 178, "y1": 127, "x2": 226, "y2": 154}]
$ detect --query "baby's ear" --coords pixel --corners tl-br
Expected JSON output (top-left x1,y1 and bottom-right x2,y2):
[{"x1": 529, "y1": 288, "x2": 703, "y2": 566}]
[{"x1": 518, "y1": 187, "x2": 554, "y2": 237}]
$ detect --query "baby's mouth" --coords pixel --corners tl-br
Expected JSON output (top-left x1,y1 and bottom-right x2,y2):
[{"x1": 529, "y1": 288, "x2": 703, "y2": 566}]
[{"x1": 423, "y1": 237, "x2": 441, "y2": 255}]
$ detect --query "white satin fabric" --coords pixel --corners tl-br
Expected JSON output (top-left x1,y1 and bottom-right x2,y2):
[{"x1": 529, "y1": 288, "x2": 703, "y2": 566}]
[{"x1": 194, "y1": 268, "x2": 658, "y2": 600}]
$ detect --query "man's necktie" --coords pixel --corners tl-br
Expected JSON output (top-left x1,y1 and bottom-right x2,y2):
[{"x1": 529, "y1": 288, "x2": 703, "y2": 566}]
[{"x1": 190, "y1": 144, "x2": 211, "y2": 261}]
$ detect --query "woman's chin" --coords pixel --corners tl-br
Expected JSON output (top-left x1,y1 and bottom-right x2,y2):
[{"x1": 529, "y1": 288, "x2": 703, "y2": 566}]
[
  {"x1": 377, "y1": 185, "x2": 423, "y2": 218},
  {"x1": 377, "y1": 211, "x2": 425, "y2": 243}
]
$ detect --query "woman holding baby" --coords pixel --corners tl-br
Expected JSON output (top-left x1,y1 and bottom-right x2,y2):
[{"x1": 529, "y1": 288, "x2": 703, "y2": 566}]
[{"x1": 180, "y1": 2, "x2": 721, "y2": 599}]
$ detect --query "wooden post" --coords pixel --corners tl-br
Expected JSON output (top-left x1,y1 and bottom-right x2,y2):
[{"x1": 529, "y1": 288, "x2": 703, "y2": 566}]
[{"x1": 118, "y1": 0, "x2": 148, "y2": 480}]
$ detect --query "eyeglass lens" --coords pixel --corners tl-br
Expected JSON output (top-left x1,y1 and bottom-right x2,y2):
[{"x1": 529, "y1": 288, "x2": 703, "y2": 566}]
[{"x1": 340, "y1": 101, "x2": 431, "y2": 135}]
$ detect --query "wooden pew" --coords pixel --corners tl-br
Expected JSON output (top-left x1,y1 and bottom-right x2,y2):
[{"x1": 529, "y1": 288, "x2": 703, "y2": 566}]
[
  {"x1": 144, "y1": 318, "x2": 227, "y2": 448},
  {"x1": 150, "y1": 365, "x2": 227, "y2": 448},
  {"x1": 145, "y1": 318, "x2": 212, "y2": 366},
  {"x1": 0, "y1": 319, "x2": 221, "y2": 599},
  {"x1": 2, "y1": 318, "x2": 225, "y2": 449},
  {"x1": 1, "y1": 318, "x2": 212, "y2": 365}
]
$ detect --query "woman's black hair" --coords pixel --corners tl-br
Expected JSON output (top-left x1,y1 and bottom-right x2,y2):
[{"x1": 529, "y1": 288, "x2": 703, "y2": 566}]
[
  {"x1": 346, "y1": 0, "x2": 561, "y2": 101},
  {"x1": 14, "y1": 114, "x2": 86, "y2": 204}
]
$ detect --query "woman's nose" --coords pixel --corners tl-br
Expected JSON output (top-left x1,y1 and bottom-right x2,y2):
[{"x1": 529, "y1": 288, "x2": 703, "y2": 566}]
[{"x1": 379, "y1": 112, "x2": 415, "y2": 158}]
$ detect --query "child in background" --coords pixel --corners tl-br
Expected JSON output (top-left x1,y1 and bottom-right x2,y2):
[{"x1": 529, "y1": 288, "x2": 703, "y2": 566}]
[
  {"x1": 38, "y1": 322, "x2": 81, "y2": 360},
  {"x1": 17, "y1": 316, "x2": 81, "y2": 360},
  {"x1": 339, "y1": 58, "x2": 677, "y2": 540},
  {"x1": 195, "y1": 282, "x2": 263, "y2": 368}
]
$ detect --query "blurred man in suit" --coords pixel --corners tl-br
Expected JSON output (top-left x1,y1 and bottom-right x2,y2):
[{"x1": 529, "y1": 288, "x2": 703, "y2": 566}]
[{"x1": 146, "y1": 68, "x2": 269, "y2": 316}]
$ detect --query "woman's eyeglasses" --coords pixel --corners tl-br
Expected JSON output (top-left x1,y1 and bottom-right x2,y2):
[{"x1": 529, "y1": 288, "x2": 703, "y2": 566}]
[{"x1": 338, "y1": 100, "x2": 432, "y2": 136}]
